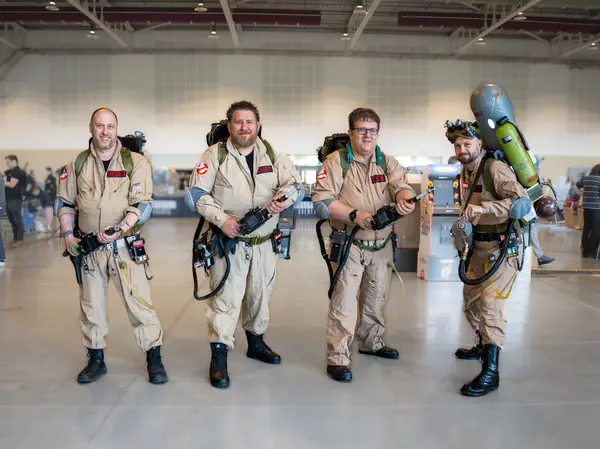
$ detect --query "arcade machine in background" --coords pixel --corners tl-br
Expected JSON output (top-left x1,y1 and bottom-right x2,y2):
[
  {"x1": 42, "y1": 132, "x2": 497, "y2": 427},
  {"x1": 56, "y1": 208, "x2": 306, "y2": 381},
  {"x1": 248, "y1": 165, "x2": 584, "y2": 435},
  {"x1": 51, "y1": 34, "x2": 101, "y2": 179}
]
[
  {"x1": 417, "y1": 164, "x2": 462, "y2": 281},
  {"x1": 392, "y1": 172, "x2": 422, "y2": 272}
]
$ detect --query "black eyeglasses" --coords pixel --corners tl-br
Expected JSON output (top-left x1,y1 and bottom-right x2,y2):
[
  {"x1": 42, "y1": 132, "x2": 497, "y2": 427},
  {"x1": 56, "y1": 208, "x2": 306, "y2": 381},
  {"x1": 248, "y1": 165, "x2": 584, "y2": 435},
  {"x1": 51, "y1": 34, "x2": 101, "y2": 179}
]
[{"x1": 352, "y1": 127, "x2": 379, "y2": 136}]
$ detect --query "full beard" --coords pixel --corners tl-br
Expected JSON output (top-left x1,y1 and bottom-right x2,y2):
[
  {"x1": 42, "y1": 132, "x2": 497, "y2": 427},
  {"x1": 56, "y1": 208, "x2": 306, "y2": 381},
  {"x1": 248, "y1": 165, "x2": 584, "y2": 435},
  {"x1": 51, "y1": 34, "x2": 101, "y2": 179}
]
[{"x1": 232, "y1": 134, "x2": 257, "y2": 148}]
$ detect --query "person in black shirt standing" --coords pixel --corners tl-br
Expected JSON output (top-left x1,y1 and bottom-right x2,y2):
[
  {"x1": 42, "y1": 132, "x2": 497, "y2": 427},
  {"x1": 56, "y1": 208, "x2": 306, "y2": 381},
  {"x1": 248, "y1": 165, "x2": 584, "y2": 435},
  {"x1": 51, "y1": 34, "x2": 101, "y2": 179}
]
[{"x1": 4, "y1": 155, "x2": 26, "y2": 246}]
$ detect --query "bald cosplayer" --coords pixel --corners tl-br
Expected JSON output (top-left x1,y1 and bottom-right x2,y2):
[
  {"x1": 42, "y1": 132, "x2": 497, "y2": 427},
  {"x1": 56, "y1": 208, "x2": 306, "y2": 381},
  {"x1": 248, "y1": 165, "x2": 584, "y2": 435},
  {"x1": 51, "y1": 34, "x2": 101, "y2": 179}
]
[{"x1": 56, "y1": 107, "x2": 168, "y2": 386}]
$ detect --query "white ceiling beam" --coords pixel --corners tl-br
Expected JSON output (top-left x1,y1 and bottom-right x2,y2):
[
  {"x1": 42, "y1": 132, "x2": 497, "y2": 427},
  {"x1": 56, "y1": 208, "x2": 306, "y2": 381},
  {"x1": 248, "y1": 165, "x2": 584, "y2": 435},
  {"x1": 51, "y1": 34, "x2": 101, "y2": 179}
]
[
  {"x1": 0, "y1": 50, "x2": 25, "y2": 82},
  {"x1": 349, "y1": 0, "x2": 383, "y2": 50},
  {"x1": 219, "y1": 0, "x2": 240, "y2": 47},
  {"x1": 0, "y1": 36, "x2": 18, "y2": 50},
  {"x1": 559, "y1": 35, "x2": 600, "y2": 59},
  {"x1": 457, "y1": 1, "x2": 482, "y2": 13},
  {"x1": 65, "y1": 0, "x2": 130, "y2": 48},
  {"x1": 449, "y1": 27, "x2": 464, "y2": 39},
  {"x1": 135, "y1": 22, "x2": 172, "y2": 33},
  {"x1": 520, "y1": 30, "x2": 549, "y2": 44},
  {"x1": 455, "y1": 0, "x2": 542, "y2": 55},
  {"x1": 9, "y1": 23, "x2": 27, "y2": 33}
]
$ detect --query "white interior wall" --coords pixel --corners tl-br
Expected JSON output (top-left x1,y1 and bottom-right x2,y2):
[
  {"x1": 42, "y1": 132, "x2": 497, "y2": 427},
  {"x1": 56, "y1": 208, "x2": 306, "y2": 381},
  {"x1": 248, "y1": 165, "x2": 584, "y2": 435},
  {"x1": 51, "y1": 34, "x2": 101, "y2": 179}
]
[{"x1": 1, "y1": 30, "x2": 599, "y2": 169}]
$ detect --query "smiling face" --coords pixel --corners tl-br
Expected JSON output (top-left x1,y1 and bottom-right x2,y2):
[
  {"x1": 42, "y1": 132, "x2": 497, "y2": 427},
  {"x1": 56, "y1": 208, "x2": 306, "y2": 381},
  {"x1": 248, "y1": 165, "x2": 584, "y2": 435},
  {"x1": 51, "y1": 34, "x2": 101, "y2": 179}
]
[
  {"x1": 453, "y1": 136, "x2": 482, "y2": 165},
  {"x1": 228, "y1": 109, "x2": 259, "y2": 149},
  {"x1": 89, "y1": 109, "x2": 118, "y2": 155},
  {"x1": 349, "y1": 119, "x2": 379, "y2": 156}
]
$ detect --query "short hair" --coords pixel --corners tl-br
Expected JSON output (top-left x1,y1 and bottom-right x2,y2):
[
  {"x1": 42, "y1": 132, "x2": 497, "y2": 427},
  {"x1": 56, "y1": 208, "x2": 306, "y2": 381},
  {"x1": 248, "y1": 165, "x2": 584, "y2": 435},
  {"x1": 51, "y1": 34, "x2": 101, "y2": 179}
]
[
  {"x1": 591, "y1": 164, "x2": 600, "y2": 176},
  {"x1": 90, "y1": 107, "x2": 118, "y2": 124},
  {"x1": 348, "y1": 107, "x2": 380, "y2": 130},
  {"x1": 226, "y1": 101, "x2": 260, "y2": 123},
  {"x1": 5, "y1": 155, "x2": 18, "y2": 164}
]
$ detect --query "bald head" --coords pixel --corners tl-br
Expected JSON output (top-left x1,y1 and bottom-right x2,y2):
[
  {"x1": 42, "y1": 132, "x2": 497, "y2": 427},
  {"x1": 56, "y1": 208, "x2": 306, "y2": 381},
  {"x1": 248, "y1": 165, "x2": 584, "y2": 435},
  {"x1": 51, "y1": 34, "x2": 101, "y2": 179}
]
[
  {"x1": 89, "y1": 108, "x2": 119, "y2": 157},
  {"x1": 90, "y1": 107, "x2": 118, "y2": 125}
]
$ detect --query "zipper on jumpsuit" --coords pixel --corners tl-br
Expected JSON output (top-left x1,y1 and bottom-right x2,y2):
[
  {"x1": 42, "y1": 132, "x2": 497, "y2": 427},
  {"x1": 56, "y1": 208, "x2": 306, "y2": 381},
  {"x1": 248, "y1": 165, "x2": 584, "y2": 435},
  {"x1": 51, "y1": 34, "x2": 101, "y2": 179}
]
[{"x1": 232, "y1": 145, "x2": 257, "y2": 261}]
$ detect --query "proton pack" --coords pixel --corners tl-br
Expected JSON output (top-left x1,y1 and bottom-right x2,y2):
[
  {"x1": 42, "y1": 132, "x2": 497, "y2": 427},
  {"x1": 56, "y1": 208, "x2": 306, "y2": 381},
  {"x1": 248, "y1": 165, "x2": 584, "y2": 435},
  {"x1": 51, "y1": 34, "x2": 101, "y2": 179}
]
[
  {"x1": 317, "y1": 133, "x2": 350, "y2": 163},
  {"x1": 119, "y1": 131, "x2": 147, "y2": 155}
]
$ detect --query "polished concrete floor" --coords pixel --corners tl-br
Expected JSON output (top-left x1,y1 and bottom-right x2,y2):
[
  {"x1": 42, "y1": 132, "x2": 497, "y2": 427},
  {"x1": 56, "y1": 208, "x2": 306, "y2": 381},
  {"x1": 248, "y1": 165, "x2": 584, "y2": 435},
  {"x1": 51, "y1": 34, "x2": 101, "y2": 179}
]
[
  {"x1": 1, "y1": 218, "x2": 600, "y2": 449},
  {"x1": 533, "y1": 224, "x2": 600, "y2": 272}
]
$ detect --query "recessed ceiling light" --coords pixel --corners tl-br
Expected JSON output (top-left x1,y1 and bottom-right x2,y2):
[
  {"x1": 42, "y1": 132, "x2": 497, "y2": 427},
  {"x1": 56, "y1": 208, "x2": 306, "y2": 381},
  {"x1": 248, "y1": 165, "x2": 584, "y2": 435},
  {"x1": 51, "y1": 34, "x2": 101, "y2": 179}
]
[
  {"x1": 86, "y1": 30, "x2": 98, "y2": 39},
  {"x1": 514, "y1": 15, "x2": 527, "y2": 21},
  {"x1": 478, "y1": 37, "x2": 484, "y2": 41},
  {"x1": 195, "y1": 3, "x2": 208, "y2": 12},
  {"x1": 341, "y1": 32, "x2": 350, "y2": 40},
  {"x1": 46, "y1": 1, "x2": 59, "y2": 11}
]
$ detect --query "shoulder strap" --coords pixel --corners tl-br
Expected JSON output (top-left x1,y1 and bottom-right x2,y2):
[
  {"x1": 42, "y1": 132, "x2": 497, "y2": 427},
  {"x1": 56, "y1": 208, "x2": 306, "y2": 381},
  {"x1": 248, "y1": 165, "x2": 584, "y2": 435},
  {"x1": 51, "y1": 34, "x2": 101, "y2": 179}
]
[
  {"x1": 75, "y1": 148, "x2": 134, "y2": 178},
  {"x1": 338, "y1": 146, "x2": 351, "y2": 178},
  {"x1": 216, "y1": 139, "x2": 276, "y2": 166},
  {"x1": 217, "y1": 142, "x2": 227, "y2": 165},
  {"x1": 120, "y1": 147, "x2": 134, "y2": 177},
  {"x1": 378, "y1": 150, "x2": 388, "y2": 174},
  {"x1": 464, "y1": 157, "x2": 488, "y2": 208},
  {"x1": 339, "y1": 146, "x2": 388, "y2": 179},
  {"x1": 74, "y1": 149, "x2": 91, "y2": 178},
  {"x1": 262, "y1": 139, "x2": 276, "y2": 165}
]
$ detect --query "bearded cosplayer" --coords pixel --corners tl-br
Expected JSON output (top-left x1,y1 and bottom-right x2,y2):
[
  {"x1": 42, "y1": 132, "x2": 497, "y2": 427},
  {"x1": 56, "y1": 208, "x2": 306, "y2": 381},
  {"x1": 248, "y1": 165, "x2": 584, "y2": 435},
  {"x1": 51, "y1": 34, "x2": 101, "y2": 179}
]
[{"x1": 444, "y1": 83, "x2": 557, "y2": 398}]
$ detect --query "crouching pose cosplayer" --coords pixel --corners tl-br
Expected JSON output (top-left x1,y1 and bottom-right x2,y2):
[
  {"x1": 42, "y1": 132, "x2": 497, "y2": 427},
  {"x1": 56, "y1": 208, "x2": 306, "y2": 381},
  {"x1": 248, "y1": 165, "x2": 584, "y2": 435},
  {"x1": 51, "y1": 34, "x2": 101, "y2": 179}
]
[{"x1": 448, "y1": 84, "x2": 557, "y2": 397}]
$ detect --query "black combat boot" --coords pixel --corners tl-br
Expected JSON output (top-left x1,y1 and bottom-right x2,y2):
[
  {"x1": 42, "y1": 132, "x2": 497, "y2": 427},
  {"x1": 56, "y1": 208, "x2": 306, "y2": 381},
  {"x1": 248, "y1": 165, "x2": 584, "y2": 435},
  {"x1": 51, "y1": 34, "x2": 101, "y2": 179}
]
[
  {"x1": 358, "y1": 347, "x2": 399, "y2": 359},
  {"x1": 77, "y1": 348, "x2": 107, "y2": 384},
  {"x1": 455, "y1": 331, "x2": 483, "y2": 360},
  {"x1": 327, "y1": 365, "x2": 352, "y2": 382},
  {"x1": 460, "y1": 344, "x2": 500, "y2": 397},
  {"x1": 146, "y1": 346, "x2": 168, "y2": 385},
  {"x1": 245, "y1": 330, "x2": 281, "y2": 364},
  {"x1": 210, "y1": 343, "x2": 230, "y2": 389}
]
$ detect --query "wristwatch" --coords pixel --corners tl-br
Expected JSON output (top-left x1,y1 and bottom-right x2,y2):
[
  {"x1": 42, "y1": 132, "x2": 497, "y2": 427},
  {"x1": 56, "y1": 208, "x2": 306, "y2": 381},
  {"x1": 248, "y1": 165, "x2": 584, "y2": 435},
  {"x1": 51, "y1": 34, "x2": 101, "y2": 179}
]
[{"x1": 349, "y1": 209, "x2": 358, "y2": 223}]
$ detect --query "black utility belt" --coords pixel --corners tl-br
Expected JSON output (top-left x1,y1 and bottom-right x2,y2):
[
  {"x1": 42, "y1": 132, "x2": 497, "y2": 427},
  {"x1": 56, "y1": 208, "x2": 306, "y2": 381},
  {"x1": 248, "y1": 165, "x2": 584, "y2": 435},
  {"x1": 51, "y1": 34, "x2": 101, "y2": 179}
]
[{"x1": 208, "y1": 224, "x2": 283, "y2": 254}]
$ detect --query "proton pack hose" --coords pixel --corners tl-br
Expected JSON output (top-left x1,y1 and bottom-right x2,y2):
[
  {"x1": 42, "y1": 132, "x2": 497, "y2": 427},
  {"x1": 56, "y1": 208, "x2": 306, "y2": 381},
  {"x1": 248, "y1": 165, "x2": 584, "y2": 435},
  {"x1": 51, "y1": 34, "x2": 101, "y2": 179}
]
[
  {"x1": 316, "y1": 219, "x2": 334, "y2": 283},
  {"x1": 192, "y1": 217, "x2": 232, "y2": 301},
  {"x1": 328, "y1": 226, "x2": 360, "y2": 299},
  {"x1": 458, "y1": 219, "x2": 515, "y2": 286}
]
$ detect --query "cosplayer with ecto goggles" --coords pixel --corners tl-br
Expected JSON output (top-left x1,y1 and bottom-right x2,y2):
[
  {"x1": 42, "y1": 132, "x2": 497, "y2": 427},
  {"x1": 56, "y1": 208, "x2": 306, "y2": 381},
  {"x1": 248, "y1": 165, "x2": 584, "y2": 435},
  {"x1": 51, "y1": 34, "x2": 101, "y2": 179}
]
[{"x1": 447, "y1": 84, "x2": 558, "y2": 397}]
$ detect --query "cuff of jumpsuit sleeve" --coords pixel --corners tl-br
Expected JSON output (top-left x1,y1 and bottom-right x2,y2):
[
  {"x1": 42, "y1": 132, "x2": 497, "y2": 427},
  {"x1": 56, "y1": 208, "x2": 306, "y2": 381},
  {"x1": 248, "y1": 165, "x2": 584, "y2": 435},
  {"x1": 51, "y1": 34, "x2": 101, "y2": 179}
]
[
  {"x1": 124, "y1": 206, "x2": 142, "y2": 220},
  {"x1": 395, "y1": 186, "x2": 416, "y2": 199},
  {"x1": 208, "y1": 211, "x2": 231, "y2": 229}
]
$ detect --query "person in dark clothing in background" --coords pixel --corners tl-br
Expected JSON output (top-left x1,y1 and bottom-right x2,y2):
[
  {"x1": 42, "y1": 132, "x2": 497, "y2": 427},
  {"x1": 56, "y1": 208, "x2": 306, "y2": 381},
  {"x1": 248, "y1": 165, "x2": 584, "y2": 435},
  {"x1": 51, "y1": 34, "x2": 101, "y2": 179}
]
[
  {"x1": 4, "y1": 155, "x2": 26, "y2": 247},
  {"x1": 577, "y1": 165, "x2": 600, "y2": 259},
  {"x1": 0, "y1": 173, "x2": 6, "y2": 266}
]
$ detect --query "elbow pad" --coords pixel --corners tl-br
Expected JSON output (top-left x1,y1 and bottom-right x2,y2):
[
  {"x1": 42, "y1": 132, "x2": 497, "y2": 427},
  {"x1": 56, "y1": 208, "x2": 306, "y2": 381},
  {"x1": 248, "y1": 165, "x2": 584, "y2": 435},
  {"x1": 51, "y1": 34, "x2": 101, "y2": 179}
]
[
  {"x1": 292, "y1": 183, "x2": 305, "y2": 205},
  {"x1": 509, "y1": 197, "x2": 533, "y2": 220},
  {"x1": 136, "y1": 202, "x2": 153, "y2": 225},
  {"x1": 313, "y1": 200, "x2": 332, "y2": 219},
  {"x1": 184, "y1": 187, "x2": 208, "y2": 213},
  {"x1": 54, "y1": 198, "x2": 75, "y2": 217}
]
